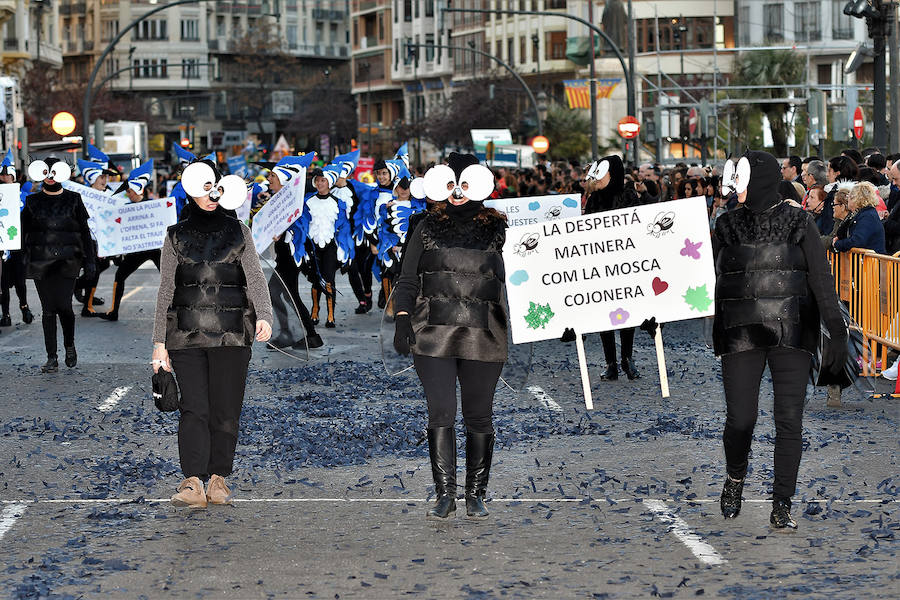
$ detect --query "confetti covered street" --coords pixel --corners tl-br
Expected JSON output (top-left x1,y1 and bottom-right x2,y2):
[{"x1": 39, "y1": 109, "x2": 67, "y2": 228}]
[{"x1": 1, "y1": 269, "x2": 898, "y2": 599}]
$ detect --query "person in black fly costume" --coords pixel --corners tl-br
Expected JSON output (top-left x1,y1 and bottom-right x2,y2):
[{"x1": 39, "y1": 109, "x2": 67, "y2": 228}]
[
  {"x1": 393, "y1": 153, "x2": 505, "y2": 520},
  {"x1": 583, "y1": 154, "x2": 646, "y2": 381},
  {"x1": 713, "y1": 150, "x2": 847, "y2": 531},
  {"x1": 22, "y1": 158, "x2": 95, "y2": 372},
  {"x1": 151, "y1": 159, "x2": 272, "y2": 508},
  {"x1": 0, "y1": 154, "x2": 34, "y2": 328}
]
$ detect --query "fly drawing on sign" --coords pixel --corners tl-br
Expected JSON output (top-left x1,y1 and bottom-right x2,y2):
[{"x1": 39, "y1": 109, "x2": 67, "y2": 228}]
[
  {"x1": 513, "y1": 232, "x2": 540, "y2": 257},
  {"x1": 647, "y1": 211, "x2": 675, "y2": 238}
]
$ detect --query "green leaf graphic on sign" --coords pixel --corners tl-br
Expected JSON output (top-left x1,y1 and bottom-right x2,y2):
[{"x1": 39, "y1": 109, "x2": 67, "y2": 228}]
[
  {"x1": 6, "y1": 225, "x2": 17, "y2": 240},
  {"x1": 524, "y1": 302, "x2": 555, "y2": 329},
  {"x1": 683, "y1": 284, "x2": 712, "y2": 312}
]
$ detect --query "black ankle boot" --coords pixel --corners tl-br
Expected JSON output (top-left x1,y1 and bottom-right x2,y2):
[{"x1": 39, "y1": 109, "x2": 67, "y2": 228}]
[
  {"x1": 41, "y1": 356, "x2": 59, "y2": 373},
  {"x1": 304, "y1": 333, "x2": 324, "y2": 349},
  {"x1": 354, "y1": 302, "x2": 368, "y2": 314},
  {"x1": 601, "y1": 363, "x2": 618, "y2": 381},
  {"x1": 426, "y1": 427, "x2": 457, "y2": 520},
  {"x1": 64, "y1": 346, "x2": 77, "y2": 368},
  {"x1": 770, "y1": 497, "x2": 797, "y2": 531},
  {"x1": 0, "y1": 314, "x2": 10, "y2": 327},
  {"x1": 621, "y1": 357, "x2": 640, "y2": 380},
  {"x1": 720, "y1": 476, "x2": 744, "y2": 519},
  {"x1": 21, "y1": 305, "x2": 34, "y2": 324},
  {"x1": 465, "y1": 430, "x2": 495, "y2": 519}
]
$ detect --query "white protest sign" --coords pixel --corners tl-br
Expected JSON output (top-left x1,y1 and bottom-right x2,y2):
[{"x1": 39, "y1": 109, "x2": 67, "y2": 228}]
[
  {"x1": 504, "y1": 196, "x2": 716, "y2": 344},
  {"x1": 485, "y1": 194, "x2": 582, "y2": 227},
  {"x1": 250, "y1": 175, "x2": 305, "y2": 254},
  {"x1": 235, "y1": 189, "x2": 251, "y2": 225},
  {"x1": 63, "y1": 180, "x2": 120, "y2": 248},
  {"x1": 117, "y1": 197, "x2": 178, "y2": 254},
  {"x1": 0, "y1": 183, "x2": 22, "y2": 250}
]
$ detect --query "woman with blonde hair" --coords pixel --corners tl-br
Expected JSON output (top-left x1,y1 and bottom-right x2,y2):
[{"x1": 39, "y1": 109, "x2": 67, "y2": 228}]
[{"x1": 832, "y1": 181, "x2": 886, "y2": 255}]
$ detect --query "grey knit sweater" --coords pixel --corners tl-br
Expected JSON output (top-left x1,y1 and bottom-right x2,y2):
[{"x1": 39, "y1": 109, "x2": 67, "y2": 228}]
[{"x1": 152, "y1": 222, "x2": 273, "y2": 346}]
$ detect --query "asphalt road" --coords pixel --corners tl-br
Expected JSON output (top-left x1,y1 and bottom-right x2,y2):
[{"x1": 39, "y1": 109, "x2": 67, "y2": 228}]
[{"x1": 0, "y1": 267, "x2": 897, "y2": 599}]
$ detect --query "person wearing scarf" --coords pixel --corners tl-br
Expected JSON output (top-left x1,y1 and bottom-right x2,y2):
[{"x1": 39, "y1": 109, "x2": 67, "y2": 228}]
[
  {"x1": 713, "y1": 150, "x2": 847, "y2": 530},
  {"x1": 151, "y1": 171, "x2": 272, "y2": 508},
  {"x1": 393, "y1": 153, "x2": 506, "y2": 520}
]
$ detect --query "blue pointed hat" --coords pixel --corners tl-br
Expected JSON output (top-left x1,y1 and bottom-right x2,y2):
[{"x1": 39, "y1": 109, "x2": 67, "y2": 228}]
[
  {"x1": 394, "y1": 143, "x2": 409, "y2": 168},
  {"x1": 272, "y1": 153, "x2": 316, "y2": 185},
  {"x1": 1, "y1": 148, "x2": 15, "y2": 177},
  {"x1": 78, "y1": 159, "x2": 105, "y2": 186},
  {"x1": 330, "y1": 149, "x2": 360, "y2": 179},
  {"x1": 385, "y1": 159, "x2": 411, "y2": 184},
  {"x1": 114, "y1": 159, "x2": 154, "y2": 195},
  {"x1": 87, "y1": 144, "x2": 110, "y2": 167},
  {"x1": 172, "y1": 143, "x2": 197, "y2": 167}
]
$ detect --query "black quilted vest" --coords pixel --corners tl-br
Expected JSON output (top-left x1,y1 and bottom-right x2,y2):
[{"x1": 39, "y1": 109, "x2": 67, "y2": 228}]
[
  {"x1": 411, "y1": 211, "x2": 508, "y2": 363},
  {"x1": 165, "y1": 217, "x2": 254, "y2": 349},
  {"x1": 713, "y1": 202, "x2": 819, "y2": 355},
  {"x1": 23, "y1": 190, "x2": 87, "y2": 279}
]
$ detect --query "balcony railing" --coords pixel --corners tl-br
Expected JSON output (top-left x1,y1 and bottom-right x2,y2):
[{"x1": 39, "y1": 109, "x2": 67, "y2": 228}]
[
  {"x1": 312, "y1": 8, "x2": 344, "y2": 20},
  {"x1": 3, "y1": 38, "x2": 18, "y2": 51}
]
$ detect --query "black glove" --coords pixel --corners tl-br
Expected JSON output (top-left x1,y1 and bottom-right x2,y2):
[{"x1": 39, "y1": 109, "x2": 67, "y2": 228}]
[
  {"x1": 560, "y1": 327, "x2": 576, "y2": 343},
  {"x1": 640, "y1": 317, "x2": 659, "y2": 339},
  {"x1": 822, "y1": 324, "x2": 849, "y2": 376},
  {"x1": 393, "y1": 314, "x2": 416, "y2": 356}
]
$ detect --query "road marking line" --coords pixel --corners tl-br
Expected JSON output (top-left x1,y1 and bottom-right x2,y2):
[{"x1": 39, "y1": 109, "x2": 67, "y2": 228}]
[
  {"x1": 121, "y1": 285, "x2": 144, "y2": 302},
  {"x1": 527, "y1": 385, "x2": 563, "y2": 413},
  {"x1": 1, "y1": 497, "x2": 896, "y2": 505},
  {"x1": 97, "y1": 386, "x2": 132, "y2": 412},
  {"x1": 0, "y1": 503, "x2": 27, "y2": 541},
  {"x1": 645, "y1": 499, "x2": 726, "y2": 566}
]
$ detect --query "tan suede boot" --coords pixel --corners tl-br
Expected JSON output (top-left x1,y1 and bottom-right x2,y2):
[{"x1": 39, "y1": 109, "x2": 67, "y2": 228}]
[
  {"x1": 206, "y1": 474, "x2": 234, "y2": 505},
  {"x1": 170, "y1": 476, "x2": 208, "y2": 508}
]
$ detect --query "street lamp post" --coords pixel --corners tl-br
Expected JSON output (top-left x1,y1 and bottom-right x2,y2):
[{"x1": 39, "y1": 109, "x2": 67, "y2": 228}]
[
  {"x1": 358, "y1": 61, "x2": 372, "y2": 155},
  {"x1": 444, "y1": 6, "x2": 636, "y2": 163}
]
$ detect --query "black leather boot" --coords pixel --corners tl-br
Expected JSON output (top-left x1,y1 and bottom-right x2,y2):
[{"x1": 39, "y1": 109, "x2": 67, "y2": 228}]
[
  {"x1": 720, "y1": 476, "x2": 744, "y2": 519},
  {"x1": 601, "y1": 363, "x2": 619, "y2": 381},
  {"x1": 21, "y1": 305, "x2": 34, "y2": 324},
  {"x1": 41, "y1": 356, "x2": 59, "y2": 373},
  {"x1": 770, "y1": 497, "x2": 797, "y2": 531},
  {"x1": 621, "y1": 357, "x2": 640, "y2": 380},
  {"x1": 426, "y1": 427, "x2": 457, "y2": 520},
  {"x1": 465, "y1": 430, "x2": 495, "y2": 519},
  {"x1": 98, "y1": 282, "x2": 123, "y2": 322},
  {"x1": 64, "y1": 346, "x2": 77, "y2": 368}
]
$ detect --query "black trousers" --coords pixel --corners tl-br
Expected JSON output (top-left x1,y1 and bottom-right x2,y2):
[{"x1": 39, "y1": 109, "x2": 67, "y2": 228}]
[
  {"x1": 413, "y1": 354, "x2": 504, "y2": 433},
  {"x1": 34, "y1": 275, "x2": 76, "y2": 357},
  {"x1": 170, "y1": 346, "x2": 252, "y2": 480},
  {"x1": 721, "y1": 347, "x2": 811, "y2": 501},
  {"x1": 113, "y1": 250, "x2": 160, "y2": 284},
  {"x1": 347, "y1": 247, "x2": 374, "y2": 303},
  {"x1": 312, "y1": 242, "x2": 339, "y2": 290},
  {"x1": 600, "y1": 327, "x2": 635, "y2": 363},
  {"x1": 272, "y1": 241, "x2": 317, "y2": 337},
  {"x1": 1, "y1": 251, "x2": 27, "y2": 315}
]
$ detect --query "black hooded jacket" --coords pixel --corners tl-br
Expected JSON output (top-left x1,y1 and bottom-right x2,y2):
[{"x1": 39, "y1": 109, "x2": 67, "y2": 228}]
[
  {"x1": 584, "y1": 155, "x2": 641, "y2": 214},
  {"x1": 712, "y1": 151, "x2": 844, "y2": 355}
]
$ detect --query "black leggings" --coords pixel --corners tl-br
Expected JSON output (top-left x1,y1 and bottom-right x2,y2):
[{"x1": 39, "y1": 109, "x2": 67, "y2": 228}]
[
  {"x1": 312, "y1": 243, "x2": 339, "y2": 290},
  {"x1": 114, "y1": 250, "x2": 160, "y2": 284},
  {"x1": 347, "y1": 247, "x2": 375, "y2": 302},
  {"x1": 600, "y1": 327, "x2": 635, "y2": 363},
  {"x1": 721, "y1": 347, "x2": 811, "y2": 501},
  {"x1": 1, "y1": 251, "x2": 27, "y2": 315},
  {"x1": 413, "y1": 354, "x2": 504, "y2": 433},
  {"x1": 170, "y1": 346, "x2": 251, "y2": 480},
  {"x1": 34, "y1": 275, "x2": 76, "y2": 357}
]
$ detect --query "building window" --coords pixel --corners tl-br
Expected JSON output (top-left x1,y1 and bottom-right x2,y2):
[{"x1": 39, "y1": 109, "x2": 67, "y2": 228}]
[
  {"x1": 135, "y1": 19, "x2": 167, "y2": 41},
  {"x1": 404, "y1": 0, "x2": 412, "y2": 22},
  {"x1": 520, "y1": 36, "x2": 525, "y2": 64},
  {"x1": 105, "y1": 57, "x2": 120, "y2": 79},
  {"x1": 425, "y1": 0, "x2": 434, "y2": 17},
  {"x1": 763, "y1": 3, "x2": 783, "y2": 41},
  {"x1": 133, "y1": 58, "x2": 168, "y2": 78},
  {"x1": 546, "y1": 31, "x2": 566, "y2": 60},
  {"x1": 738, "y1": 6, "x2": 750, "y2": 46},
  {"x1": 831, "y1": 0, "x2": 853, "y2": 39},
  {"x1": 315, "y1": 22, "x2": 323, "y2": 44},
  {"x1": 286, "y1": 24, "x2": 297, "y2": 48},
  {"x1": 394, "y1": 0, "x2": 398, "y2": 23},
  {"x1": 415, "y1": 0, "x2": 420, "y2": 18},
  {"x1": 378, "y1": 13, "x2": 384, "y2": 40},
  {"x1": 101, "y1": 19, "x2": 119, "y2": 42},
  {"x1": 182, "y1": 58, "x2": 200, "y2": 79},
  {"x1": 180, "y1": 19, "x2": 198, "y2": 41},
  {"x1": 547, "y1": 0, "x2": 566, "y2": 7},
  {"x1": 425, "y1": 33, "x2": 435, "y2": 61},
  {"x1": 794, "y1": 2, "x2": 821, "y2": 41},
  {"x1": 507, "y1": 38, "x2": 514, "y2": 63}
]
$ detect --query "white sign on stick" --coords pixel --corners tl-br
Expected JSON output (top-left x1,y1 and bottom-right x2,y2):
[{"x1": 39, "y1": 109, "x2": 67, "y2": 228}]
[
  {"x1": 250, "y1": 175, "x2": 305, "y2": 254},
  {"x1": 504, "y1": 196, "x2": 716, "y2": 344},
  {"x1": 0, "y1": 183, "x2": 22, "y2": 250},
  {"x1": 485, "y1": 194, "x2": 582, "y2": 227},
  {"x1": 63, "y1": 180, "x2": 120, "y2": 247},
  {"x1": 117, "y1": 197, "x2": 178, "y2": 254}
]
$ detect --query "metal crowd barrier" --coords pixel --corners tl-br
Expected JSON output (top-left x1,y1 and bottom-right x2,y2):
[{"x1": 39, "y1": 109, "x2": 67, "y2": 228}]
[{"x1": 827, "y1": 248, "x2": 900, "y2": 392}]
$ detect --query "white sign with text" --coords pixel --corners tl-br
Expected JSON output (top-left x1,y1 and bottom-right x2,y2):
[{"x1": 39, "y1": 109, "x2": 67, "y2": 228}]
[
  {"x1": 485, "y1": 194, "x2": 582, "y2": 227},
  {"x1": 0, "y1": 183, "x2": 22, "y2": 250},
  {"x1": 504, "y1": 196, "x2": 716, "y2": 344},
  {"x1": 250, "y1": 175, "x2": 305, "y2": 254}
]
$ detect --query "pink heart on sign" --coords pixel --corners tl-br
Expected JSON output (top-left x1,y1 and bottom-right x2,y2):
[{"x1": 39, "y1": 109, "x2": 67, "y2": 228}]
[
  {"x1": 115, "y1": 217, "x2": 122, "y2": 224},
  {"x1": 652, "y1": 277, "x2": 668, "y2": 295}
]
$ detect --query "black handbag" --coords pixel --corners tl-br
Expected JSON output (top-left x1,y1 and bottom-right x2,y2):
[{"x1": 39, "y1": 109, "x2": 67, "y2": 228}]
[{"x1": 151, "y1": 369, "x2": 181, "y2": 412}]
